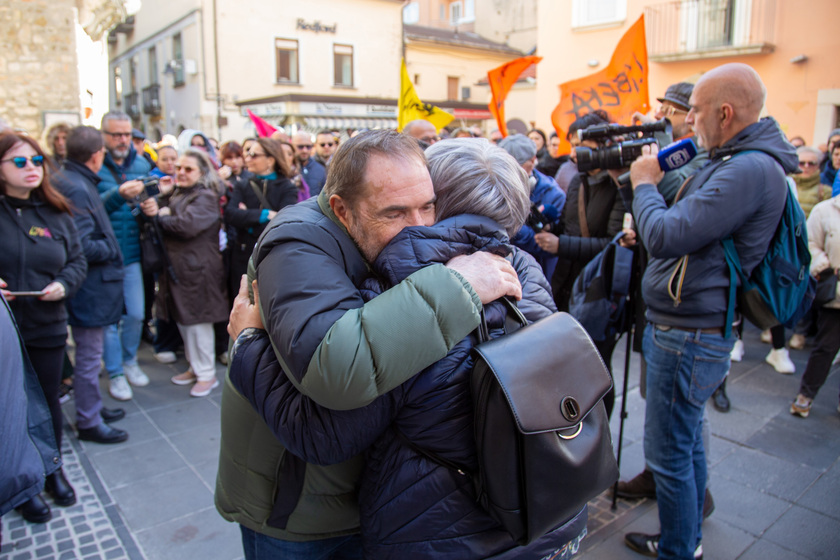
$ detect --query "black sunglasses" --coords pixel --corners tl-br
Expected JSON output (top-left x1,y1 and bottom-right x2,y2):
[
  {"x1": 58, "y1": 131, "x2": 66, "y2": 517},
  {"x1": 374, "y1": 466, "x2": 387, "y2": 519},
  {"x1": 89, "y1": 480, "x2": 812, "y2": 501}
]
[{"x1": 2, "y1": 155, "x2": 45, "y2": 168}]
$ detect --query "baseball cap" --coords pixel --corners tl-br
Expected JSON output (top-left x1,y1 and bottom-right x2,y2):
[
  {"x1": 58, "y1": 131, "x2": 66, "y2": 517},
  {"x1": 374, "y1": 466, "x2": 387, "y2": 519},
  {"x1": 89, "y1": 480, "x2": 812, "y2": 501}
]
[
  {"x1": 131, "y1": 128, "x2": 146, "y2": 140},
  {"x1": 656, "y1": 82, "x2": 693, "y2": 111}
]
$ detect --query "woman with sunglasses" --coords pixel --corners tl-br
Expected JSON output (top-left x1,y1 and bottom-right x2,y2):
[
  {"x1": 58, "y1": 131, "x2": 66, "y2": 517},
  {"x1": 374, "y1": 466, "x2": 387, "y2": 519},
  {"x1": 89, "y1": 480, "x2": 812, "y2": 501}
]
[
  {"x1": 141, "y1": 148, "x2": 228, "y2": 397},
  {"x1": 0, "y1": 131, "x2": 86, "y2": 523},
  {"x1": 223, "y1": 137, "x2": 297, "y2": 300}
]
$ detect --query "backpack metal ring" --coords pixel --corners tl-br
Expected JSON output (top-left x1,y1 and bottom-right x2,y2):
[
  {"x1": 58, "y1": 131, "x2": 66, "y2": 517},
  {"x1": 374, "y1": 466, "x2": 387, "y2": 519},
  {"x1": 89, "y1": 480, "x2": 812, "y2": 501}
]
[{"x1": 557, "y1": 423, "x2": 583, "y2": 440}]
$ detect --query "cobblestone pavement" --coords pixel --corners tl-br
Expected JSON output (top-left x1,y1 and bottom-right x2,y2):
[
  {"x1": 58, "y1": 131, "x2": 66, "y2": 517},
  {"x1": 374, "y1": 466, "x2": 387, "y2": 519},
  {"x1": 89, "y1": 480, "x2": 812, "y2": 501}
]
[{"x1": 2, "y1": 326, "x2": 839, "y2": 560}]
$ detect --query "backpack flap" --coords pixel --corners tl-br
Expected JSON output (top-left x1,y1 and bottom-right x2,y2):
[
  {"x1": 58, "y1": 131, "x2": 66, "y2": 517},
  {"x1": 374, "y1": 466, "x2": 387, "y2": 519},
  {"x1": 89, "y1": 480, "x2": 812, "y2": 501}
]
[{"x1": 473, "y1": 311, "x2": 612, "y2": 435}]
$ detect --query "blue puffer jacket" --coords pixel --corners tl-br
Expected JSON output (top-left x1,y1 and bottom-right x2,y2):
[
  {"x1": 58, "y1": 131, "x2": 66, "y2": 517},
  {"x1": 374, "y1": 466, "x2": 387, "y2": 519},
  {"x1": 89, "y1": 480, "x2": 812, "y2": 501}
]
[
  {"x1": 0, "y1": 294, "x2": 61, "y2": 516},
  {"x1": 512, "y1": 169, "x2": 567, "y2": 279},
  {"x1": 230, "y1": 215, "x2": 587, "y2": 559},
  {"x1": 96, "y1": 146, "x2": 152, "y2": 265}
]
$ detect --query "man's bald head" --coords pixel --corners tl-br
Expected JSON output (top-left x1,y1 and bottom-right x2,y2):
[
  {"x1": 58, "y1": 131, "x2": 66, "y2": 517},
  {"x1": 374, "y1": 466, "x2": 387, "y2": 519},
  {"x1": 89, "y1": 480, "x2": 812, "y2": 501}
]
[
  {"x1": 403, "y1": 120, "x2": 438, "y2": 145},
  {"x1": 688, "y1": 63, "x2": 766, "y2": 149}
]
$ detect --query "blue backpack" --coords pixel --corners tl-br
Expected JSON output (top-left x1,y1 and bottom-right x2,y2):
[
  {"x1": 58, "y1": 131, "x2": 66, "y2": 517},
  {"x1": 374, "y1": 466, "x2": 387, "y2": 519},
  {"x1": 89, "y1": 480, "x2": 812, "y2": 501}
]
[
  {"x1": 722, "y1": 174, "x2": 815, "y2": 337},
  {"x1": 569, "y1": 232, "x2": 634, "y2": 342}
]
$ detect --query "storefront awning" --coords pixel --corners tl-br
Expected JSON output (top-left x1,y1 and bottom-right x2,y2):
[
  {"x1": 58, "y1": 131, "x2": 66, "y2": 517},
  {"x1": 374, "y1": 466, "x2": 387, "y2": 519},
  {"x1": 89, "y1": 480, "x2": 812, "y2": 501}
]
[{"x1": 304, "y1": 116, "x2": 397, "y2": 130}]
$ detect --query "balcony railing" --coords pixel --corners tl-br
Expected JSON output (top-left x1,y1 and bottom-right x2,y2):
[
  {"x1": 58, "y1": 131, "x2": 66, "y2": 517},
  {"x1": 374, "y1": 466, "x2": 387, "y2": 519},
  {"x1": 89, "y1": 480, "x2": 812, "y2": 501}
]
[
  {"x1": 142, "y1": 84, "x2": 162, "y2": 116},
  {"x1": 645, "y1": 0, "x2": 775, "y2": 62},
  {"x1": 124, "y1": 92, "x2": 141, "y2": 119}
]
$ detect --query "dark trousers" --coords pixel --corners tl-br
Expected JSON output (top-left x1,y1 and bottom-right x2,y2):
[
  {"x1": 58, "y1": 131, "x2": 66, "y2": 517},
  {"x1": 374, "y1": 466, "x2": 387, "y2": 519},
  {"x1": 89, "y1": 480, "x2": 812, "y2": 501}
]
[
  {"x1": 25, "y1": 344, "x2": 66, "y2": 449},
  {"x1": 798, "y1": 307, "x2": 840, "y2": 400},
  {"x1": 594, "y1": 336, "x2": 617, "y2": 419}
]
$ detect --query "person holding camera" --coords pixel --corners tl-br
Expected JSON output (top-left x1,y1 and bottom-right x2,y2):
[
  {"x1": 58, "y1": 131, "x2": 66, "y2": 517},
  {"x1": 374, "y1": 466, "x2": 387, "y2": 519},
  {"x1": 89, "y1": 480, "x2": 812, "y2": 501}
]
[
  {"x1": 141, "y1": 148, "x2": 229, "y2": 398},
  {"x1": 622, "y1": 64, "x2": 797, "y2": 559},
  {"x1": 96, "y1": 111, "x2": 154, "y2": 401},
  {"x1": 0, "y1": 131, "x2": 87, "y2": 523}
]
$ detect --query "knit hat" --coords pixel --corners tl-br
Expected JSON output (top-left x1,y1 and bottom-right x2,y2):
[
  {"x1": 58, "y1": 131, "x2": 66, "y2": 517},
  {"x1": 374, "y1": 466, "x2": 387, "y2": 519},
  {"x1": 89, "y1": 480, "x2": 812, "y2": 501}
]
[{"x1": 656, "y1": 82, "x2": 694, "y2": 111}]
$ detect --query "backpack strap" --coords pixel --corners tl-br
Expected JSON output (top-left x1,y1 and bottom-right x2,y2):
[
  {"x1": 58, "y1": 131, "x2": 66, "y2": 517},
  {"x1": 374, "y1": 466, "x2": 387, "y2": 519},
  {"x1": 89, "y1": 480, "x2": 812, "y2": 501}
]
[
  {"x1": 249, "y1": 179, "x2": 271, "y2": 210},
  {"x1": 578, "y1": 175, "x2": 590, "y2": 238}
]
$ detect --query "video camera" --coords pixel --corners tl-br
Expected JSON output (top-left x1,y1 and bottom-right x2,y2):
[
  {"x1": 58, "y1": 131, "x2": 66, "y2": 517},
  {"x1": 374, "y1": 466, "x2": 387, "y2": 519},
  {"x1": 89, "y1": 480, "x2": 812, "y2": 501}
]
[
  {"x1": 526, "y1": 204, "x2": 550, "y2": 232},
  {"x1": 134, "y1": 176, "x2": 161, "y2": 202},
  {"x1": 575, "y1": 120, "x2": 671, "y2": 173}
]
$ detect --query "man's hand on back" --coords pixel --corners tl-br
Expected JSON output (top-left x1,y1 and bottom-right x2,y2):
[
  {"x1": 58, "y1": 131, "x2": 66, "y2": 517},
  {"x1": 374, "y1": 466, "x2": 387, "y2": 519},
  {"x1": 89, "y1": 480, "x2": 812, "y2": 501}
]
[{"x1": 446, "y1": 251, "x2": 523, "y2": 303}]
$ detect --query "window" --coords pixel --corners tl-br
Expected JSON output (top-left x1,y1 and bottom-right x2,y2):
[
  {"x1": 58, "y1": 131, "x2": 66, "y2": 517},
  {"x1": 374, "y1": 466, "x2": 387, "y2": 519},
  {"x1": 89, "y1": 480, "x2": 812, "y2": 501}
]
[
  {"x1": 450, "y1": 1, "x2": 462, "y2": 25},
  {"x1": 172, "y1": 33, "x2": 185, "y2": 87},
  {"x1": 333, "y1": 44, "x2": 353, "y2": 87},
  {"x1": 447, "y1": 76, "x2": 459, "y2": 101},
  {"x1": 275, "y1": 38, "x2": 299, "y2": 84},
  {"x1": 572, "y1": 0, "x2": 626, "y2": 29},
  {"x1": 129, "y1": 56, "x2": 138, "y2": 91},
  {"x1": 403, "y1": 1, "x2": 419, "y2": 24},
  {"x1": 148, "y1": 46, "x2": 158, "y2": 83}
]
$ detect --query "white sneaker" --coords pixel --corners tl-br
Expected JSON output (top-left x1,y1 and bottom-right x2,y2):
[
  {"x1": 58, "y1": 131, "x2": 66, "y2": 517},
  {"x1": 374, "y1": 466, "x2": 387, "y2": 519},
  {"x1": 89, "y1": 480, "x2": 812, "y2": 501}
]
[
  {"x1": 760, "y1": 329, "x2": 772, "y2": 344},
  {"x1": 109, "y1": 375, "x2": 133, "y2": 401},
  {"x1": 123, "y1": 363, "x2": 150, "y2": 387},
  {"x1": 154, "y1": 351, "x2": 177, "y2": 364},
  {"x1": 730, "y1": 339, "x2": 745, "y2": 362},
  {"x1": 788, "y1": 333, "x2": 806, "y2": 350},
  {"x1": 766, "y1": 348, "x2": 795, "y2": 374}
]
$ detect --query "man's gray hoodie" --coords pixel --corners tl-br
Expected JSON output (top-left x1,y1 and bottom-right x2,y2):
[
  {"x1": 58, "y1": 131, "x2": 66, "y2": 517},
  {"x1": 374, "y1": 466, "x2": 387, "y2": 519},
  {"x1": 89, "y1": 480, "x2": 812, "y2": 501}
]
[{"x1": 632, "y1": 117, "x2": 798, "y2": 329}]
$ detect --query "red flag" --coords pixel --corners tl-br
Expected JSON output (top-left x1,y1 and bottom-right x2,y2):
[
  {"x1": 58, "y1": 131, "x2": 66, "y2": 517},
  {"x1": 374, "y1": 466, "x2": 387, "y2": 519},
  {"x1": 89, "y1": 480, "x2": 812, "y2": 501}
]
[
  {"x1": 487, "y1": 56, "x2": 542, "y2": 138},
  {"x1": 246, "y1": 109, "x2": 278, "y2": 138},
  {"x1": 551, "y1": 16, "x2": 649, "y2": 155}
]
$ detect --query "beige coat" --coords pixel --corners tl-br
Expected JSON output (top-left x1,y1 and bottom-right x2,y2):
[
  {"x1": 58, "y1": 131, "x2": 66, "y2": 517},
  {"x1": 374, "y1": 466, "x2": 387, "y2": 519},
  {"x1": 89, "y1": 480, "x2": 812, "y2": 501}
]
[{"x1": 807, "y1": 195, "x2": 840, "y2": 309}]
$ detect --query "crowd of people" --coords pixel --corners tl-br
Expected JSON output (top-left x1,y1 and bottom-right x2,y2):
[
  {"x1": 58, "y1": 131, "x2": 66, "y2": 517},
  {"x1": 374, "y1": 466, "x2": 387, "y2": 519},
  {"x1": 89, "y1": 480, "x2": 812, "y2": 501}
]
[{"x1": 2, "y1": 60, "x2": 839, "y2": 560}]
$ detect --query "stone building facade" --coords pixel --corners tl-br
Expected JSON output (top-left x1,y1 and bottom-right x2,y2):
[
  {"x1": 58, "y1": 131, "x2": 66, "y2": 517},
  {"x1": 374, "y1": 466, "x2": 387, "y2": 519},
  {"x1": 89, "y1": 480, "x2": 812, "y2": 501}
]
[{"x1": 0, "y1": 0, "x2": 125, "y2": 138}]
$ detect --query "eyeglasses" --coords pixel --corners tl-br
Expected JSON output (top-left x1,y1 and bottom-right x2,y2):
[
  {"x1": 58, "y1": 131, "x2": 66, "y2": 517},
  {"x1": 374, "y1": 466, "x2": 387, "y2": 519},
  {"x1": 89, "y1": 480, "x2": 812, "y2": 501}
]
[
  {"x1": 103, "y1": 131, "x2": 132, "y2": 138},
  {"x1": 246, "y1": 151, "x2": 266, "y2": 159},
  {"x1": 798, "y1": 161, "x2": 818, "y2": 167},
  {"x1": 1, "y1": 155, "x2": 45, "y2": 168},
  {"x1": 174, "y1": 165, "x2": 198, "y2": 173},
  {"x1": 318, "y1": 142, "x2": 335, "y2": 148},
  {"x1": 656, "y1": 104, "x2": 688, "y2": 118},
  {"x1": 294, "y1": 144, "x2": 313, "y2": 150}
]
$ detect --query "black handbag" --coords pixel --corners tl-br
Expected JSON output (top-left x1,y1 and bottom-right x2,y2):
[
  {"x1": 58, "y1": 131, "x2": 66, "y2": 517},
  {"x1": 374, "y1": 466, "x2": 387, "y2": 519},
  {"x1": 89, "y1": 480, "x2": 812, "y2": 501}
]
[
  {"x1": 814, "y1": 269, "x2": 838, "y2": 307},
  {"x1": 470, "y1": 298, "x2": 619, "y2": 544}
]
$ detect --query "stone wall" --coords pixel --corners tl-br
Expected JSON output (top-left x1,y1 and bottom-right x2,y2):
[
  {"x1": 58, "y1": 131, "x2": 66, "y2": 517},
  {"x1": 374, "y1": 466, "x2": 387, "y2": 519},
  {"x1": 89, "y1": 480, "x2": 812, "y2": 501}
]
[{"x1": 0, "y1": 0, "x2": 80, "y2": 139}]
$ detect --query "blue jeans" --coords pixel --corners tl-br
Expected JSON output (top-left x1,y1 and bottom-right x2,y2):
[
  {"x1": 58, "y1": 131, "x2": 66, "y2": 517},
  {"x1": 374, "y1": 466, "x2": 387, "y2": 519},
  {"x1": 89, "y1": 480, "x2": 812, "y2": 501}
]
[
  {"x1": 642, "y1": 324, "x2": 733, "y2": 560},
  {"x1": 104, "y1": 261, "x2": 144, "y2": 377},
  {"x1": 240, "y1": 526, "x2": 363, "y2": 560}
]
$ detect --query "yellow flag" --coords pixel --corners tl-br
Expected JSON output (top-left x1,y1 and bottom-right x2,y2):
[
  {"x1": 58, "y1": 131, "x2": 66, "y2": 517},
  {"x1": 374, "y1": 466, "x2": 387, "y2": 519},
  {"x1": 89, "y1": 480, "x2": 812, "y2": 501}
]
[{"x1": 398, "y1": 59, "x2": 454, "y2": 132}]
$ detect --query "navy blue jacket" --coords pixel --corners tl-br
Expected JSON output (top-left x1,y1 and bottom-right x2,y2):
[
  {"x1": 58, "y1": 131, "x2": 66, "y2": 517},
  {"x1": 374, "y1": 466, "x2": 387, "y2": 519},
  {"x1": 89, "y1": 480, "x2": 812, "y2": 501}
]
[
  {"x1": 96, "y1": 145, "x2": 152, "y2": 265},
  {"x1": 231, "y1": 215, "x2": 586, "y2": 559},
  {"x1": 300, "y1": 158, "x2": 326, "y2": 198},
  {"x1": 0, "y1": 194, "x2": 87, "y2": 345},
  {"x1": 512, "y1": 168, "x2": 567, "y2": 279},
  {"x1": 54, "y1": 160, "x2": 124, "y2": 328},
  {"x1": 633, "y1": 117, "x2": 798, "y2": 328},
  {"x1": 0, "y1": 293, "x2": 61, "y2": 516}
]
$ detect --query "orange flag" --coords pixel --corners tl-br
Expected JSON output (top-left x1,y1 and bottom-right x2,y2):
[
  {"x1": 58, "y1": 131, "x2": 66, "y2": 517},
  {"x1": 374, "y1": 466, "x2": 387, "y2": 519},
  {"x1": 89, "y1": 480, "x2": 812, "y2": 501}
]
[
  {"x1": 551, "y1": 15, "x2": 649, "y2": 155},
  {"x1": 487, "y1": 56, "x2": 542, "y2": 138}
]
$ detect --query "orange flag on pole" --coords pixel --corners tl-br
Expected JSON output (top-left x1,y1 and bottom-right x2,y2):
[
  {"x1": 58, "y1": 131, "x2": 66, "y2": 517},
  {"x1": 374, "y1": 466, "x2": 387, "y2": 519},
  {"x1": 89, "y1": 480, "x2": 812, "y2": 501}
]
[
  {"x1": 487, "y1": 55, "x2": 542, "y2": 138},
  {"x1": 551, "y1": 15, "x2": 649, "y2": 155}
]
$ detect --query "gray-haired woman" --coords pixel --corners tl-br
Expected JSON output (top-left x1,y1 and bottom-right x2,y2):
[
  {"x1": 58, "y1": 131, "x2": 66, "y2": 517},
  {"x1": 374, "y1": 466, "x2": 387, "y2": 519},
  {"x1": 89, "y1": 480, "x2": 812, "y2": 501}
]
[{"x1": 142, "y1": 148, "x2": 228, "y2": 397}]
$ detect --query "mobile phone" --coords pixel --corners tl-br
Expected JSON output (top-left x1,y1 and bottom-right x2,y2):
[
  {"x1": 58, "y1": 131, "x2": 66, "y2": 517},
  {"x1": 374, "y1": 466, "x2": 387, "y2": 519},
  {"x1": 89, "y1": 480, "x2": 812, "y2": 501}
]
[
  {"x1": 623, "y1": 212, "x2": 634, "y2": 230},
  {"x1": 7, "y1": 291, "x2": 46, "y2": 297}
]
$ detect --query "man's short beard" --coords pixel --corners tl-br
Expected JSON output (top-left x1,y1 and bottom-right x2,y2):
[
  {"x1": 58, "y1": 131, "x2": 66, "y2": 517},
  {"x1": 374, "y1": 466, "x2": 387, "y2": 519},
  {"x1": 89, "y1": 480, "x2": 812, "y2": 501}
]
[
  {"x1": 111, "y1": 146, "x2": 130, "y2": 160},
  {"x1": 346, "y1": 217, "x2": 381, "y2": 263}
]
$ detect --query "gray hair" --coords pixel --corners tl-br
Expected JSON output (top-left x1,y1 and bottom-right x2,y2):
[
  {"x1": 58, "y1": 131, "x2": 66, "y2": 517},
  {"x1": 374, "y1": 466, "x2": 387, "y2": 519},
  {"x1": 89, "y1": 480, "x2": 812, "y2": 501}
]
[
  {"x1": 323, "y1": 129, "x2": 426, "y2": 208},
  {"x1": 497, "y1": 133, "x2": 536, "y2": 165},
  {"x1": 100, "y1": 111, "x2": 131, "y2": 130},
  {"x1": 426, "y1": 138, "x2": 530, "y2": 238},
  {"x1": 796, "y1": 146, "x2": 821, "y2": 161},
  {"x1": 66, "y1": 125, "x2": 104, "y2": 163}
]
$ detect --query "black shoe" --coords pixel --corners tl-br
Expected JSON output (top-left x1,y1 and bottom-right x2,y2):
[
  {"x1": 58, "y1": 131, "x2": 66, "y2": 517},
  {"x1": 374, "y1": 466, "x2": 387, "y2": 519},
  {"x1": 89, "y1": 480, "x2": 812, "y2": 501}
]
[
  {"x1": 141, "y1": 322, "x2": 155, "y2": 344},
  {"x1": 16, "y1": 493, "x2": 52, "y2": 524},
  {"x1": 625, "y1": 533, "x2": 703, "y2": 559},
  {"x1": 616, "y1": 468, "x2": 657, "y2": 499},
  {"x1": 77, "y1": 422, "x2": 128, "y2": 444},
  {"x1": 712, "y1": 379, "x2": 730, "y2": 413},
  {"x1": 45, "y1": 469, "x2": 76, "y2": 507},
  {"x1": 100, "y1": 407, "x2": 125, "y2": 423},
  {"x1": 703, "y1": 488, "x2": 715, "y2": 520}
]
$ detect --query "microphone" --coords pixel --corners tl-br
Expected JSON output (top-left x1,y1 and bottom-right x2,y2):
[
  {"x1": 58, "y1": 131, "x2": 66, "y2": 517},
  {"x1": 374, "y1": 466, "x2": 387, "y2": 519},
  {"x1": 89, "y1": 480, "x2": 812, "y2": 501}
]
[{"x1": 657, "y1": 138, "x2": 697, "y2": 171}]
